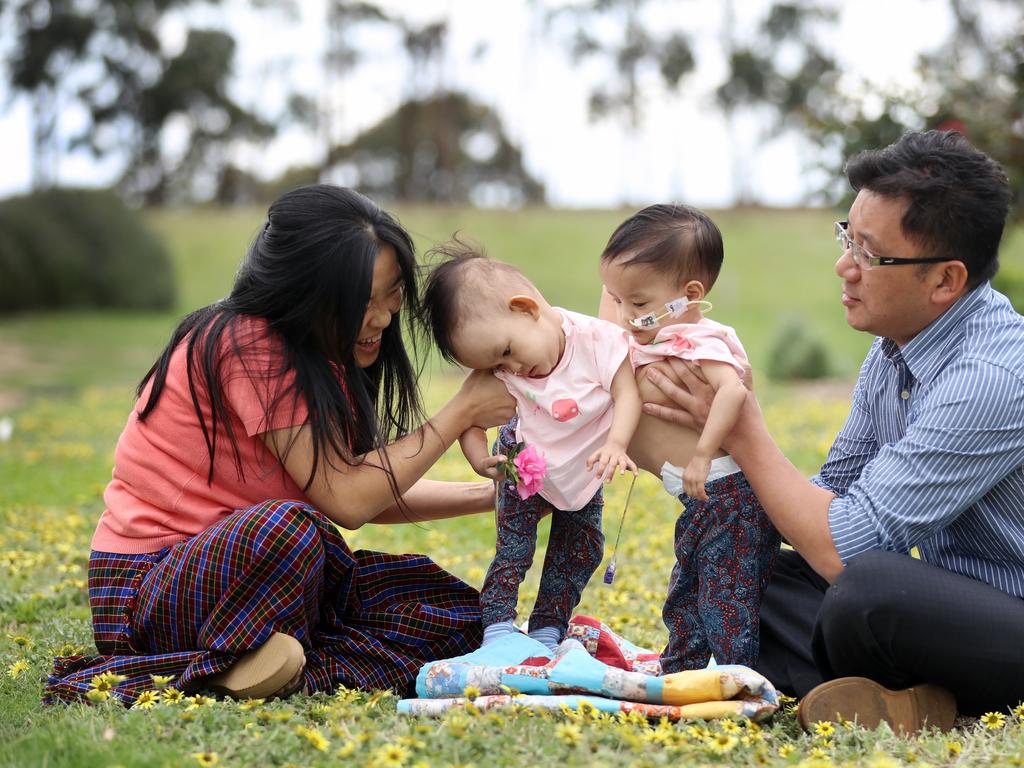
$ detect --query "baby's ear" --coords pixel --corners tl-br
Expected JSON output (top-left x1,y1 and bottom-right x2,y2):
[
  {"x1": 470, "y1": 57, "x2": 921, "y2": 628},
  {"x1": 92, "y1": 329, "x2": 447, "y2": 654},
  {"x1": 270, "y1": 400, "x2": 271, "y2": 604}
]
[
  {"x1": 684, "y1": 280, "x2": 706, "y2": 302},
  {"x1": 508, "y1": 295, "x2": 541, "y2": 318}
]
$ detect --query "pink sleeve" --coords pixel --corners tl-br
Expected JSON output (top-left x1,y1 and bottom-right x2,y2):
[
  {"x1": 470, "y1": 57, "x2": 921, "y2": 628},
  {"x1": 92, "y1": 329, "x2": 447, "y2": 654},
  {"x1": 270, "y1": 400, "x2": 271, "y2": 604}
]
[
  {"x1": 686, "y1": 327, "x2": 747, "y2": 378},
  {"x1": 588, "y1": 317, "x2": 630, "y2": 390},
  {"x1": 220, "y1": 320, "x2": 309, "y2": 437}
]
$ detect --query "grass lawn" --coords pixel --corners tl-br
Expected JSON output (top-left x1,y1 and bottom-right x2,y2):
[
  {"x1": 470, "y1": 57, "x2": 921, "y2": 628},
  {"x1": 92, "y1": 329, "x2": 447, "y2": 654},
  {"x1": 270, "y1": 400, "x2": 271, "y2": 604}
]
[{"x1": 1, "y1": 206, "x2": 1023, "y2": 766}]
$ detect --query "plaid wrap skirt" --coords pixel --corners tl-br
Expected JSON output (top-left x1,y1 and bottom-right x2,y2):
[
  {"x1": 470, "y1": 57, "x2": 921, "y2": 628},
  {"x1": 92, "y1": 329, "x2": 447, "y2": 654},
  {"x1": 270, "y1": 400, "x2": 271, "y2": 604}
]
[{"x1": 45, "y1": 500, "x2": 482, "y2": 704}]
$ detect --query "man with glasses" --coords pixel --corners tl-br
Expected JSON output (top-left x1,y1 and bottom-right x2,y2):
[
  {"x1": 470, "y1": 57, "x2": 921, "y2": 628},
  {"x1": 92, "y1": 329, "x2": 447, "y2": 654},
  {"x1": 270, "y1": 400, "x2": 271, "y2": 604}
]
[{"x1": 641, "y1": 130, "x2": 1024, "y2": 731}]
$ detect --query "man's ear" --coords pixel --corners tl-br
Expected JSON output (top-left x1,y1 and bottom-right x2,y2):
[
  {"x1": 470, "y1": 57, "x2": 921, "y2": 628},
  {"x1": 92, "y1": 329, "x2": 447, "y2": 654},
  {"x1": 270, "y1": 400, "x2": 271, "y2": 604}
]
[
  {"x1": 509, "y1": 294, "x2": 540, "y2": 318},
  {"x1": 930, "y1": 261, "x2": 969, "y2": 307},
  {"x1": 684, "y1": 280, "x2": 706, "y2": 302}
]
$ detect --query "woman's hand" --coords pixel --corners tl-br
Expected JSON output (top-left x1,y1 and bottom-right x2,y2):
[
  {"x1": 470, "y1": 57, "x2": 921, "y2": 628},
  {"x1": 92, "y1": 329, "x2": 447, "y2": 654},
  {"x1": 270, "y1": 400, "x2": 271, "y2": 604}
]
[{"x1": 456, "y1": 369, "x2": 517, "y2": 430}]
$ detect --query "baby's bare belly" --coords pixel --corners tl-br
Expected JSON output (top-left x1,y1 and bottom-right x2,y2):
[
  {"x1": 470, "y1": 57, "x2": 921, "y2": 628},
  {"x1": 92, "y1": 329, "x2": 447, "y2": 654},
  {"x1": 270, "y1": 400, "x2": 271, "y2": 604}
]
[{"x1": 628, "y1": 361, "x2": 726, "y2": 476}]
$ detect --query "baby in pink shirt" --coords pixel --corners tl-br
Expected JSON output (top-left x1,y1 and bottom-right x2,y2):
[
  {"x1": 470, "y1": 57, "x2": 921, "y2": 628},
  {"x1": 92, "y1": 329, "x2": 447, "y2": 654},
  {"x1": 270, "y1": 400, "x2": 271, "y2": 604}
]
[
  {"x1": 599, "y1": 203, "x2": 779, "y2": 672},
  {"x1": 420, "y1": 243, "x2": 641, "y2": 650}
]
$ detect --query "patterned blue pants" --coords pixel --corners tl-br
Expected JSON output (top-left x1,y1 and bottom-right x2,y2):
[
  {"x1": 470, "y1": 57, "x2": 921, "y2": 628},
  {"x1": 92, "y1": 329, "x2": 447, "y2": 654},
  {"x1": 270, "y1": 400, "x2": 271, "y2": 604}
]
[
  {"x1": 480, "y1": 419, "x2": 604, "y2": 635},
  {"x1": 661, "y1": 471, "x2": 780, "y2": 673}
]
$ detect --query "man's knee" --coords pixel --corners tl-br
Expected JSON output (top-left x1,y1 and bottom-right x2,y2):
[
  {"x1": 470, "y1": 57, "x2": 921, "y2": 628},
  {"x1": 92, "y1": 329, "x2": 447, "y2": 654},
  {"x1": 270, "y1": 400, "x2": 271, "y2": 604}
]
[{"x1": 818, "y1": 550, "x2": 908, "y2": 639}]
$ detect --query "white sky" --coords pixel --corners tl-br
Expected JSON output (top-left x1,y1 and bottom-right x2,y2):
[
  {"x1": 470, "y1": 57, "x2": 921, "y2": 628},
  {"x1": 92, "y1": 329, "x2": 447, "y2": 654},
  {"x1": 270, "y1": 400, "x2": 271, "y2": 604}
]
[{"x1": 0, "y1": 0, "x2": 956, "y2": 207}]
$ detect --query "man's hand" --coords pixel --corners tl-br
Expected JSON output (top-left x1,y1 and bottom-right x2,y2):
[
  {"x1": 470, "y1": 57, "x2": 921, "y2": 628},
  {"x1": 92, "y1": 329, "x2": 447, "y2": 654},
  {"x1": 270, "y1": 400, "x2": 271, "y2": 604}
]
[
  {"x1": 586, "y1": 441, "x2": 638, "y2": 482},
  {"x1": 640, "y1": 359, "x2": 715, "y2": 430}
]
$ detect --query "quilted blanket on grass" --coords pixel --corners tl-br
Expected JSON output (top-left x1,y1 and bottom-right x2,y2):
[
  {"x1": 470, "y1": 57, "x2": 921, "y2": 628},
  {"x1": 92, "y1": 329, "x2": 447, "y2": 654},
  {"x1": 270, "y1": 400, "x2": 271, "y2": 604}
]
[{"x1": 396, "y1": 626, "x2": 779, "y2": 722}]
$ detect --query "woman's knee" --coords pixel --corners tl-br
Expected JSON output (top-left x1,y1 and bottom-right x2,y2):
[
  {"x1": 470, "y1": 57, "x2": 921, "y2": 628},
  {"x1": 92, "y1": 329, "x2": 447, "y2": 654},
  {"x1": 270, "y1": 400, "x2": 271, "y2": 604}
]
[{"x1": 239, "y1": 500, "x2": 326, "y2": 572}]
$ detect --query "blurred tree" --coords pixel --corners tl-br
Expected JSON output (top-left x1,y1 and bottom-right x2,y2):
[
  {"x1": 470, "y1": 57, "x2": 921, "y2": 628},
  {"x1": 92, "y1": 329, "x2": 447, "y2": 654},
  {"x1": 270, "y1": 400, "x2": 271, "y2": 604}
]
[
  {"x1": 321, "y1": 2, "x2": 391, "y2": 166},
  {"x1": 3, "y1": 0, "x2": 276, "y2": 203},
  {"x1": 547, "y1": 0, "x2": 696, "y2": 130},
  {"x1": 327, "y1": 92, "x2": 545, "y2": 206},
  {"x1": 717, "y1": 0, "x2": 1023, "y2": 217}
]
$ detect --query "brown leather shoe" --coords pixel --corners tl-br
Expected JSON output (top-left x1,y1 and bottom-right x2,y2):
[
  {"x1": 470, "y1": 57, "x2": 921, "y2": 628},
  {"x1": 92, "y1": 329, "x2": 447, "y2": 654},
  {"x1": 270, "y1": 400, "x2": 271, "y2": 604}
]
[
  {"x1": 207, "y1": 632, "x2": 306, "y2": 700},
  {"x1": 798, "y1": 677, "x2": 956, "y2": 734}
]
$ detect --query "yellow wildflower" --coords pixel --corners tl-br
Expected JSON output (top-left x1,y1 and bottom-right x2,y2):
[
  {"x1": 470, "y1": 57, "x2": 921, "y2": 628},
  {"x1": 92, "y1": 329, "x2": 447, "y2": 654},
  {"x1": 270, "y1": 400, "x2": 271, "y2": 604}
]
[
  {"x1": 462, "y1": 684, "x2": 481, "y2": 701},
  {"x1": 192, "y1": 752, "x2": 219, "y2": 766},
  {"x1": 85, "y1": 688, "x2": 111, "y2": 704},
  {"x1": 706, "y1": 733, "x2": 738, "y2": 753},
  {"x1": 161, "y1": 688, "x2": 185, "y2": 704},
  {"x1": 7, "y1": 660, "x2": 29, "y2": 678},
  {"x1": 719, "y1": 718, "x2": 741, "y2": 733},
  {"x1": 238, "y1": 698, "x2": 265, "y2": 711},
  {"x1": 187, "y1": 694, "x2": 214, "y2": 709},
  {"x1": 813, "y1": 720, "x2": 836, "y2": 737},
  {"x1": 8, "y1": 635, "x2": 32, "y2": 648},
  {"x1": 981, "y1": 711, "x2": 1007, "y2": 729},
  {"x1": 946, "y1": 740, "x2": 962, "y2": 756},
  {"x1": 337, "y1": 740, "x2": 357, "y2": 757},
  {"x1": 365, "y1": 689, "x2": 393, "y2": 708},
  {"x1": 1013, "y1": 703, "x2": 1024, "y2": 721},
  {"x1": 149, "y1": 674, "x2": 175, "y2": 689},
  {"x1": 865, "y1": 753, "x2": 901, "y2": 768},
  {"x1": 371, "y1": 743, "x2": 410, "y2": 766},
  {"x1": 295, "y1": 725, "x2": 330, "y2": 752},
  {"x1": 133, "y1": 690, "x2": 158, "y2": 709},
  {"x1": 577, "y1": 699, "x2": 598, "y2": 718},
  {"x1": 555, "y1": 722, "x2": 582, "y2": 746},
  {"x1": 808, "y1": 746, "x2": 830, "y2": 760},
  {"x1": 778, "y1": 743, "x2": 796, "y2": 758}
]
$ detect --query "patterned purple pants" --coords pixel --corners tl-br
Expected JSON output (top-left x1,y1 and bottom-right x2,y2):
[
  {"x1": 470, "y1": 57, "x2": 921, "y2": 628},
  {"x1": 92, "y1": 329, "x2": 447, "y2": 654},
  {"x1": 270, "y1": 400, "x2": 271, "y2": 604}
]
[
  {"x1": 46, "y1": 500, "x2": 482, "y2": 704},
  {"x1": 480, "y1": 420, "x2": 604, "y2": 635},
  {"x1": 660, "y1": 471, "x2": 780, "y2": 673}
]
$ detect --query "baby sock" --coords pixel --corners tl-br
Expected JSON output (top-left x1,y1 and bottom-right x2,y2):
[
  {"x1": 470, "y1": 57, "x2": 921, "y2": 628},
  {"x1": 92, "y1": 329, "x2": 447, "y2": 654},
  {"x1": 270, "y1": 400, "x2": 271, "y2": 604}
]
[
  {"x1": 527, "y1": 626, "x2": 561, "y2": 651},
  {"x1": 482, "y1": 621, "x2": 516, "y2": 645}
]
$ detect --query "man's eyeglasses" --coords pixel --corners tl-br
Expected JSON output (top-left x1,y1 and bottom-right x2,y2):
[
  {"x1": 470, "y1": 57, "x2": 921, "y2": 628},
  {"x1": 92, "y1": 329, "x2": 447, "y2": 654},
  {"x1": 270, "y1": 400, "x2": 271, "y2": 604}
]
[{"x1": 835, "y1": 221, "x2": 949, "y2": 271}]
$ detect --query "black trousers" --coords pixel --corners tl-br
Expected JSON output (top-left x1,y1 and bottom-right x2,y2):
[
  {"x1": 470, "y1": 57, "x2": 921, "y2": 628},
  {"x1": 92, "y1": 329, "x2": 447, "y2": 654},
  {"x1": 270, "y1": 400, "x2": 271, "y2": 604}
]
[{"x1": 755, "y1": 548, "x2": 1024, "y2": 716}]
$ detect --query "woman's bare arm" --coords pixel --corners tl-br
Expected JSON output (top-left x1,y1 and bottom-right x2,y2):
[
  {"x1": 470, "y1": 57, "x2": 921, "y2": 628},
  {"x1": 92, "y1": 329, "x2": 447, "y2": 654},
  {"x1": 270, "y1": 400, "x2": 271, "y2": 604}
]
[
  {"x1": 263, "y1": 369, "x2": 515, "y2": 530},
  {"x1": 372, "y1": 478, "x2": 495, "y2": 524}
]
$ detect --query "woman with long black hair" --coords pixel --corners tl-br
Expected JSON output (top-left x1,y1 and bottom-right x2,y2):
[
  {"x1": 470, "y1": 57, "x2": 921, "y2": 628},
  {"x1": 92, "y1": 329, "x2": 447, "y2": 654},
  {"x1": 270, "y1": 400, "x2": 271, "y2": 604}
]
[{"x1": 46, "y1": 185, "x2": 515, "y2": 703}]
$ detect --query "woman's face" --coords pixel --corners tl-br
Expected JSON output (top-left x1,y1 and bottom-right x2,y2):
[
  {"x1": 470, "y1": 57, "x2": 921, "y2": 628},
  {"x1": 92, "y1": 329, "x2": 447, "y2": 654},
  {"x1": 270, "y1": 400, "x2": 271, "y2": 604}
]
[{"x1": 354, "y1": 244, "x2": 404, "y2": 368}]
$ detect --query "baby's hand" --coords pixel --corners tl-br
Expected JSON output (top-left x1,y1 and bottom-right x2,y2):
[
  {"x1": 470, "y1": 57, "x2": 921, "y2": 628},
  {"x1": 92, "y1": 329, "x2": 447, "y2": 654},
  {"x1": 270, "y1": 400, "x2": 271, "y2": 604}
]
[
  {"x1": 586, "y1": 441, "x2": 638, "y2": 483},
  {"x1": 683, "y1": 455, "x2": 711, "y2": 501},
  {"x1": 472, "y1": 454, "x2": 507, "y2": 481}
]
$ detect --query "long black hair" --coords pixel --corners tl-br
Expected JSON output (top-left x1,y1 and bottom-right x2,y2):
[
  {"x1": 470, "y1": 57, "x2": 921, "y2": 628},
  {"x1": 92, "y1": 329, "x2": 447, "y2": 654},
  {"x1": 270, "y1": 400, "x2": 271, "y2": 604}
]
[{"x1": 137, "y1": 185, "x2": 424, "y2": 490}]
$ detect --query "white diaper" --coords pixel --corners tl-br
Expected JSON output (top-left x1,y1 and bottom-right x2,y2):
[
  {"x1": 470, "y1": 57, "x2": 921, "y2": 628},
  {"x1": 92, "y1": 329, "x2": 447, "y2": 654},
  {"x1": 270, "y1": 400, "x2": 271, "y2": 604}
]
[{"x1": 660, "y1": 456, "x2": 742, "y2": 499}]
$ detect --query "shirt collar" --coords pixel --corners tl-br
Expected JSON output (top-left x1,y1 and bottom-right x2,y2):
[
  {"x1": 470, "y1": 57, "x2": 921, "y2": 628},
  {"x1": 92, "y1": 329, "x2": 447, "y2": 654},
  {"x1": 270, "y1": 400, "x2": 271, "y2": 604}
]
[{"x1": 882, "y1": 282, "x2": 992, "y2": 384}]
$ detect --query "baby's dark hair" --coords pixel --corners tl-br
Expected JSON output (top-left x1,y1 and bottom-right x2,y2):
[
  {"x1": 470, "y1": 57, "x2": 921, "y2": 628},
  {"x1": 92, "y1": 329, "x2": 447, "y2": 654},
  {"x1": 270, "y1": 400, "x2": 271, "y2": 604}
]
[
  {"x1": 600, "y1": 203, "x2": 724, "y2": 290},
  {"x1": 418, "y1": 238, "x2": 538, "y2": 365}
]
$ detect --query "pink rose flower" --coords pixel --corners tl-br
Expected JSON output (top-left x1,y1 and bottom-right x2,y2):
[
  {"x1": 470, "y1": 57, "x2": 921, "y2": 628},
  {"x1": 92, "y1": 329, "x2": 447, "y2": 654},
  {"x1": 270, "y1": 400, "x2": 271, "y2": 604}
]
[{"x1": 513, "y1": 444, "x2": 546, "y2": 500}]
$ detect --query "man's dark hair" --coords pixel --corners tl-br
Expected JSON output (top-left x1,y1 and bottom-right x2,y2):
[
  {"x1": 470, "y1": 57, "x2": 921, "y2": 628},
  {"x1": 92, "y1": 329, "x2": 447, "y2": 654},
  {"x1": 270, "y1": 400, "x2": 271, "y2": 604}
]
[
  {"x1": 845, "y1": 130, "x2": 1011, "y2": 287},
  {"x1": 600, "y1": 203, "x2": 724, "y2": 290}
]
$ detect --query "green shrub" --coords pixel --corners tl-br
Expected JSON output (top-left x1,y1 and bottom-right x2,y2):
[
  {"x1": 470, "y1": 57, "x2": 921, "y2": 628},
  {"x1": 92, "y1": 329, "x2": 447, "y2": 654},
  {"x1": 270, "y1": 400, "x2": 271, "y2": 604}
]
[
  {"x1": 993, "y1": 266, "x2": 1024, "y2": 314},
  {"x1": 0, "y1": 187, "x2": 175, "y2": 313},
  {"x1": 766, "y1": 315, "x2": 832, "y2": 380}
]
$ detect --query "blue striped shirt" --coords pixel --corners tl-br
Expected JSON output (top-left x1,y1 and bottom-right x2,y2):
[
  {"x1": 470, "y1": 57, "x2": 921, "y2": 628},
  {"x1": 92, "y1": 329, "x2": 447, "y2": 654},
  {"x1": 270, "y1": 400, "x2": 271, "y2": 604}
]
[{"x1": 815, "y1": 283, "x2": 1024, "y2": 598}]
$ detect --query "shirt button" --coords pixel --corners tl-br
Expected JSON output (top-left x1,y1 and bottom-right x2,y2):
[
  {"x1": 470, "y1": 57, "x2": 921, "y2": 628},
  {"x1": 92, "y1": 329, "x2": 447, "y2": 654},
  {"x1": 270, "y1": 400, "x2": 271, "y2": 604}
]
[{"x1": 900, "y1": 390, "x2": 910, "y2": 400}]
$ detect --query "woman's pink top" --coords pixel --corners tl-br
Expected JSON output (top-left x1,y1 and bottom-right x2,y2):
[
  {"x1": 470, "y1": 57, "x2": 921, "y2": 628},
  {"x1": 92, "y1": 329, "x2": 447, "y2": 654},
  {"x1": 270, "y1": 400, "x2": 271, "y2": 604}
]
[{"x1": 92, "y1": 317, "x2": 312, "y2": 554}]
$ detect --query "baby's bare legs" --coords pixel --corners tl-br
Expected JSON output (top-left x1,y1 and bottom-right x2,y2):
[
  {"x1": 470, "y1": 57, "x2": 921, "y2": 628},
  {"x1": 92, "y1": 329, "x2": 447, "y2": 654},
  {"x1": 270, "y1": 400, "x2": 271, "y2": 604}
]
[{"x1": 629, "y1": 362, "x2": 725, "y2": 476}]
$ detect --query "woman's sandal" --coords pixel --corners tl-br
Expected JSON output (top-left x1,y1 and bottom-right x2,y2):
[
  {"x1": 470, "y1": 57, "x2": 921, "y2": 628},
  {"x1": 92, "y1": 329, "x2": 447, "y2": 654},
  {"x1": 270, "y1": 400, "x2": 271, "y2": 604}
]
[{"x1": 207, "y1": 632, "x2": 306, "y2": 700}]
